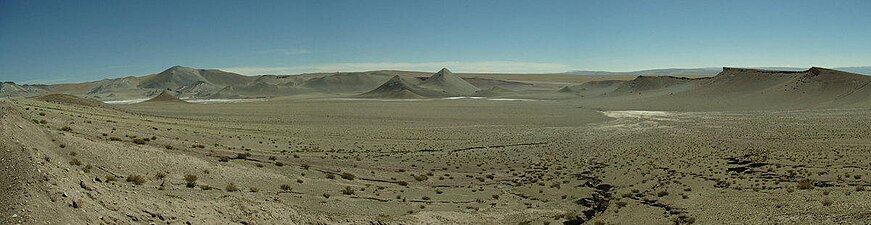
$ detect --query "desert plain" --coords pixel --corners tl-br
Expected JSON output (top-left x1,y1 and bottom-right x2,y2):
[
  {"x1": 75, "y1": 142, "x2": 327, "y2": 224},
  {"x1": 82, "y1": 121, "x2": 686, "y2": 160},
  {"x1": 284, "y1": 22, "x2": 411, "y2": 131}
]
[{"x1": 2, "y1": 67, "x2": 871, "y2": 225}]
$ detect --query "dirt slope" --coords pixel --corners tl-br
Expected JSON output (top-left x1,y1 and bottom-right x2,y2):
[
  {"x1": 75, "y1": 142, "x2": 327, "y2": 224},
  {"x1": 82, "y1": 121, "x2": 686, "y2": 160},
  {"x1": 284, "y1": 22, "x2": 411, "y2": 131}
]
[
  {"x1": 302, "y1": 72, "x2": 393, "y2": 93},
  {"x1": 32, "y1": 94, "x2": 112, "y2": 108}
]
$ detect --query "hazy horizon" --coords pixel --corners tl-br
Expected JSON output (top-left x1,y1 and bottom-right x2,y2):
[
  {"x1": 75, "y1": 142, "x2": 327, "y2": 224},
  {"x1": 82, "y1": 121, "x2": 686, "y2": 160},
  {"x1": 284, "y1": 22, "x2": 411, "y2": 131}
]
[{"x1": 2, "y1": 0, "x2": 870, "y2": 84}]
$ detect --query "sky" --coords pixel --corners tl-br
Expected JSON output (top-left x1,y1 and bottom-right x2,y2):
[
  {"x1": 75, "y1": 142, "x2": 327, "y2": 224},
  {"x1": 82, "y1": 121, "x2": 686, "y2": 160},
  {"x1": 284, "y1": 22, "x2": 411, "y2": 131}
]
[{"x1": 1, "y1": 0, "x2": 870, "y2": 84}]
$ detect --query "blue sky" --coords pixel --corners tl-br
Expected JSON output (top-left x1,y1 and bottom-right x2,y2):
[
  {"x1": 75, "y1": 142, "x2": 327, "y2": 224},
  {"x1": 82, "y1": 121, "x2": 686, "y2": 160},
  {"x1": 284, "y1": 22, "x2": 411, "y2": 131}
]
[{"x1": 1, "y1": 0, "x2": 869, "y2": 84}]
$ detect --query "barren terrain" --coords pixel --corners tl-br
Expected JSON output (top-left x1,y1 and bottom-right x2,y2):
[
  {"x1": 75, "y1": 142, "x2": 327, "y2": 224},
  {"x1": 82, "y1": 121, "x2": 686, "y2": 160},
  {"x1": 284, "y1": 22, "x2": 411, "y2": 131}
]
[{"x1": 2, "y1": 67, "x2": 871, "y2": 224}]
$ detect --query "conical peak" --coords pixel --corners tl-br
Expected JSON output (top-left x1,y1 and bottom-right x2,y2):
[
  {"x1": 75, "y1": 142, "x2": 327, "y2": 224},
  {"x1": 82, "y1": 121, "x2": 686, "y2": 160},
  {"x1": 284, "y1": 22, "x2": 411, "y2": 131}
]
[{"x1": 437, "y1": 68, "x2": 452, "y2": 74}]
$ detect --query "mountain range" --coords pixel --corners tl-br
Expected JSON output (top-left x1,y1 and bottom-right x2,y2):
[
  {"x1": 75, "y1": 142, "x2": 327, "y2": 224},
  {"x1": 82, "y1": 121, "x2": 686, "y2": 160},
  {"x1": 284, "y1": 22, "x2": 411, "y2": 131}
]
[{"x1": 564, "y1": 66, "x2": 871, "y2": 76}]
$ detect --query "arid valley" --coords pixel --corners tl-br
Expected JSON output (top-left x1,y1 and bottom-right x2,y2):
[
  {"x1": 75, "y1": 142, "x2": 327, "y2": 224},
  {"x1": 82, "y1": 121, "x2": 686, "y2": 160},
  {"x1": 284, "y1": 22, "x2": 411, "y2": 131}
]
[
  {"x1": 3, "y1": 1, "x2": 871, "y2": 224},
  {"x1": 2, "y1": 66, "x2": 871, "y2": 224}
]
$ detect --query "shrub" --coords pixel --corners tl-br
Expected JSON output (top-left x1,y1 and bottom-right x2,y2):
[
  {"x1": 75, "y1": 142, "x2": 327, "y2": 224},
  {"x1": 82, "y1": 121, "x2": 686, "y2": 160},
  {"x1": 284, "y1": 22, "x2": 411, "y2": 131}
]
[
  {"x1": 615, "y1": 201, "x2": 627, "y2": 208},
  {"x1": 296, "y1": 179, "x2": 304, "y2": 184},
  {"x1": 132, "y1": 138, "x2": 147, "y2": 145},
  {"x1": 105, "y1": 175, "x2": 117, "y2": 182},
  {"x1": 249, "y1": 187, "x2": 260, "y2": 193},
  {"x1": 60, "y1": 126, "x2": 72, "y2": 132},
  {"x1": 274, "y1": 162, "x2": 284, "y2": 167},
  {"x1": 280, "y1": 184, "x2": 292, "y2": 191},
  {"x1": 109, "y1": 137, "x2": 123, "y2": 141},
  {"x1": 154, "y1": 172, "x2": 167, "y2": 180},
  {"x1": 82, "y1": 164, "x2": 92, "y2": 173},
  {"x1": 656, "y1": 190, "x2": 669, "y2": 197},
  {"x1": 69, "y1": 158, "x2": 82, "y2": 166},
  {"x1": 59, "y1": 144, "x2": 66, "y2": 148},
  {"x1": 822, "y1": 199, "x2": 833, "y2": 206},
  {"x1": 422, "y1": 196, "x2": 431, "y2": 200},
  {"x1": 268, "y1": 156, "x2": 277, "y2": 161},
  {"x1": 164, "y1": 145, "x2": 174, "y2": 150},
  {"x1": 413, "y1": 174, "x2": 428, "y2": 181},
  {"x1": 398, "y1": 181, "x2": 409, "y2": 186},
  {"x1": 341, "y1": 186, "x2": 355, "y2": 195},
  {"x1": 126, "y1": 175, "x2": 146, "y2": 185},
  {"x1": 218, "y1": 156, "x2": 230, "y2": 162},
  {"x1": 326, "y1": 173, "x2": 336, "y2": 179},
  {"x1": 798, "y1": 179, "x2": 814, "y2": 190},
  {"x1": 341, "y1": 172, "x2": 355, "y2": 180},
  {"x1": 226, "y1": 183, "x2": 240, "y2": 192},
  {"x1": 236, "y1": 152, "x2": 251, "y2": 159},
  {"x1": 184, "y1": 174, "x2": 198, "y2": 188},
  {"x1": 323, "y1": 193, "x2": 331, "y2": 199}
]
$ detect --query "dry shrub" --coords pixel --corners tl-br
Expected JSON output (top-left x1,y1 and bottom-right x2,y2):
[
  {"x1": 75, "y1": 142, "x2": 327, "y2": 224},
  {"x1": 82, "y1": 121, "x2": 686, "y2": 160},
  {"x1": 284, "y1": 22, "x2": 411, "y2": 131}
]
[{"x1": 126, "y1": 175, "x2": 146, "y2": 185}]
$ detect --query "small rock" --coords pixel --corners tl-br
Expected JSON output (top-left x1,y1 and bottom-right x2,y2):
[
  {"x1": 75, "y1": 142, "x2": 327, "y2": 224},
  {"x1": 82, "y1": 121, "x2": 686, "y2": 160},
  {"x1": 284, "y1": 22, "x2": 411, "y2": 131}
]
[{"x1": 80, "y1": 181, "x2": 94, "y2": 191}]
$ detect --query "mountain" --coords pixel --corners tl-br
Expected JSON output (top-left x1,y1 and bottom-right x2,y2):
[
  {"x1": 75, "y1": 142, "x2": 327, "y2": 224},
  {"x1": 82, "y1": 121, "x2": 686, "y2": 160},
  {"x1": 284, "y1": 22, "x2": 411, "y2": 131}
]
[
  {"x1": 302, "y1": 72, "x2": 394, "y2": 93},
  {"x1": 418, "y1": 68, "x2": 480, "y2": 96},
  {"x1": 1, "y1": 82, "x2": 46, "y2": 97},
  {"x1": 558, "y1": 80, "x2": 624, "y2": 97},
  {"x1": 836, "y1": 66, "x2": 871, "y2": 75},
  {"x1": 138, "y1": 66, "x2": 255, "y2": 90},
  {"x1": 565, "y1": 66, "x2": 871, "y2": 76},
  {"x1": 359, "y1": 76, "x2": 441, "y2": 98},
  {"x1": 575, "y1": 67, "x2": 871, "y2": 110},
  {"x1": 611, "y1": 76, "x2": 701, "y2": 95},
  {"x1": 142, "y1": 90, "x2": 187, "y2": 103}
]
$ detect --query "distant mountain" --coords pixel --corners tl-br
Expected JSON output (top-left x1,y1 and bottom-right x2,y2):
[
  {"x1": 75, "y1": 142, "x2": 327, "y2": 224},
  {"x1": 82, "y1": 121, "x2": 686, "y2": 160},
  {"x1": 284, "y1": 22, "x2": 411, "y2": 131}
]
[
  {"x1": 0, "y1": 81, "x2": 46, "y2": 97},
  {"x1": 138, "y1": 66, "x2": 256, "y2": 90},
  {"x1": 565, "y1": 67, "x2": 871, "y2": 76},
  {"x1": 836, "y1": 66, "x2": 871, "y2": 76}
]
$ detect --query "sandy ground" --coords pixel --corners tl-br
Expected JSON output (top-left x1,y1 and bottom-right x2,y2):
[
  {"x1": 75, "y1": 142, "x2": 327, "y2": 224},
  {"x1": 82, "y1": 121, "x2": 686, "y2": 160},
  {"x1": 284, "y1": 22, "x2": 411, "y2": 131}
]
[{"x1": 1, "y1": 96, "x2": 870, "y2": 224}]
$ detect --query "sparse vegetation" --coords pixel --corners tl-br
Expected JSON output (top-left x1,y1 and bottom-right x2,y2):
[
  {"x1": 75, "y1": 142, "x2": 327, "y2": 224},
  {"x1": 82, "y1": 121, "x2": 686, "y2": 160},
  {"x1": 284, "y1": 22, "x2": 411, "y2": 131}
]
[
  {"x1": 184, "y1": 174, "x2": 198, "y2": 188},
  {"x1": 798, "y1": 179, "x2": 814, "y2": 190},
  {"x1": 340, "y1": 172, "x2": 355, "y2": 180},
  {"x1": 226, "y1": 183, "x2": 240, "y2": 192},
  {"x1": 341, "y1": 186, "x2": 355, "y2": 195},
  {"x1": 126, "y1": 175, "x2": 146, "y2": 185}
]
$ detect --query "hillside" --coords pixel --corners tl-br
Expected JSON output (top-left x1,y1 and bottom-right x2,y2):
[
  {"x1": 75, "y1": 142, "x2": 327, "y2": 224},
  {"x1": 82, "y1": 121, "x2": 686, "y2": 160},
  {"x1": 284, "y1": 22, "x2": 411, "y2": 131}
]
[
  {"x1": 1, "y1": 82, "x2": 46, "y2": 97},
  {"x1": 302, "y1": 72, "x2": 394, "y2": 93},
  {"x1": 359, "y1": 76, "x2": 441, "y2": 98},
  {"x1": 418, "y1": 68, "x2": 480, "y2": 96},
  {"x1": 142, "y1": 90, "x2": 188, "y2": 103}
]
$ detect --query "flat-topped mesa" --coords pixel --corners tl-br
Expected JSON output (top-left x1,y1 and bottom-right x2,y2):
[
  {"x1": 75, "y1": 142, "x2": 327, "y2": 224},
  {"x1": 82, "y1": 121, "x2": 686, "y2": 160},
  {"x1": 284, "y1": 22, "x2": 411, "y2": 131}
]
[
  {"x1": 633, "y1": 75, "x2": 695, "y2": 81},
  {"x1": 721, "y1": 67, "x2": 805, "y2": 75}
]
